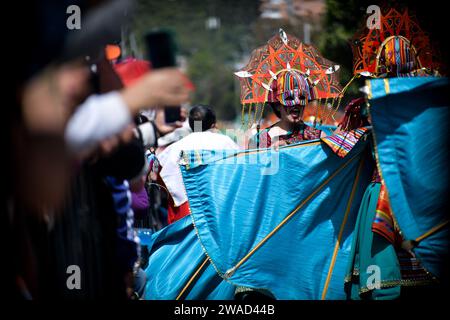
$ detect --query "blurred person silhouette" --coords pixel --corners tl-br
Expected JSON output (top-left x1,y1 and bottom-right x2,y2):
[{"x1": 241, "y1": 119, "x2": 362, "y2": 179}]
[{"x1": 6, "y1": 0, "x2": 192, "y2": 300}]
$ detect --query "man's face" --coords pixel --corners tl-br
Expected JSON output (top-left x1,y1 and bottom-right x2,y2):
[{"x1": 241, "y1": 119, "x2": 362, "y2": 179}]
[{"x1": 279, "y1": 103, "x2": 305, "y2": 124}]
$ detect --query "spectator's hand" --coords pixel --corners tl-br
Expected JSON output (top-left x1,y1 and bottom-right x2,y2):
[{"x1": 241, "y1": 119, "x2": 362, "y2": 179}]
[
  {"x1": 121, "y1": 68, "x2": 191, "y2": 114},
  {"x1": 153, "y1": 109, "x2": 183, "y2": 135}
]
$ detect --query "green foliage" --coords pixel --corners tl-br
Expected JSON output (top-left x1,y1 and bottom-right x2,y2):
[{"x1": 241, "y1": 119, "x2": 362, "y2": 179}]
[
  {"x1": 318, "y1": 0, "x2": 373, "y2": 98},
  {"x1": 132, "y1": 0, "x2": 260, "y2": 121},
  {"x1": 134, "y1": 0, "x2": 422, "y2": 118}
]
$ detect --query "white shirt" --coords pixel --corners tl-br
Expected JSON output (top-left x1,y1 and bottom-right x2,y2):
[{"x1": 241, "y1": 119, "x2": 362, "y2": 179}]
[
  {"x1": 157, "y1": 130, "x2": 239, "y2": 206},
  {"x1": 65, "y1": 92, "x2": 132, "y2": 154}
]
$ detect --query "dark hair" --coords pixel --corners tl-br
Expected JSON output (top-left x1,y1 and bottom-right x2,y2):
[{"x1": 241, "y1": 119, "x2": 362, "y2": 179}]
[
  {"x1": 188, "y1": 104, "x2": 216, "y2": 131},
  {"x1": 97, "y1": 137, "x2": 145, "y2": 181},
  {"x1": 134, "y1": 113, "x2": 149, "y2": 125}
]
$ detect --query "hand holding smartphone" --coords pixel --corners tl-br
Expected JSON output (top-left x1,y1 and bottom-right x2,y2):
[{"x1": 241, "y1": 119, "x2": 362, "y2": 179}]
[{"x1": 145, "y1": 30, "x2": 182, "y2": 124}]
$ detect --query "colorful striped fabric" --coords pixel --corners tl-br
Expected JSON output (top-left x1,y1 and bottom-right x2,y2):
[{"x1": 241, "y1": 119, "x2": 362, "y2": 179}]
[
  {"x1": 268, "y1": 70, "x2": 316, "y2": 106},
  {"x1": 375, "y1": 183, "x2": 440, "y2": 285},
  {"x1": 372, "y1": 182, "x2": 398, "y2": 245},
  {"x1": 321, "y1": 127, "x2": 368, "y2": 158},
  {"x1": 380, "y1": 36, "x2": 417, "y2": 76}
]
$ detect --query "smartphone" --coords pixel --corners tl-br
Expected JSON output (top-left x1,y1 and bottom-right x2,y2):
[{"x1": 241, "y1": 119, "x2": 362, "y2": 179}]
[
  {"x1": 164, "y1": 106, "x2": 182, "y2": 123},
  {"x1": 144, "y1": 30, "x2": 177, "y2": 68},
  {"x1": 144, "y1": 29, "x2": 181, "y2": 123}
]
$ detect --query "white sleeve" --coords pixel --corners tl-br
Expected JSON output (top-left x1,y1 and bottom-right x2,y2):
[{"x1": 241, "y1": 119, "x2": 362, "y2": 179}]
[
  {"x1": 136, "y1": 121, "x2": 157, "y2": 148},
  {"x1": 65, "y1": 92, "x2": 132, "y2": 153}
]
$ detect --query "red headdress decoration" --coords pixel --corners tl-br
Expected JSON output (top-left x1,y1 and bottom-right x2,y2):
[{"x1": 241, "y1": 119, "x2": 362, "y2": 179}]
[
  {"x1": 351, "y1": 7, "x2": 444, "y2": 77},
  {"x1": 235, "y1": 29, "x2": 342, "y2": 126}
]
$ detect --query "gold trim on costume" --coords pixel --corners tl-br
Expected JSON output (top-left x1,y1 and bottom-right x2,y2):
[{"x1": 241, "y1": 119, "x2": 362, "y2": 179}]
[
  {"x1": 359, "y1": 278, "x2": 439, "y2": 295},
  {"x1": 238, "y1": 140, "x2": 321, "y2": 157},
  {"x1": 415, "y1": 220, "x2": 449, "y2": 243},
  {"x1": 366, "y1": 79, "x2": 372, "y2": 100},
  {"x1": 180, "y1": 137, "x2": 367, "y2": 298},
  {"x1": 321, "y1": 156, "x2": 365, "y2": 300},
  {"x1": 383, "y1": 78, "x2": 390, "y2": 95},
  {"x1": 176, "y1": 256, "x2": 210, "y2": 300},
  {"x1": 224, "y1": 151, "x2": 363, "y2": 279}
]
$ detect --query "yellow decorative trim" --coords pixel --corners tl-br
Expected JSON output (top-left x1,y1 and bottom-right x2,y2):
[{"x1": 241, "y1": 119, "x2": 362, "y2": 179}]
[
  {"x1": 184, "y1": 177, "x2": 276, "y2": 297},
  {"x1": 359, "y1": 278, "x2": 439, "y2": 294},
  {"x1": 321, "y1": 156, "x2": 365, "y2": 300},
  {"x1": 383, "y1": 78, "x2": 390, "y2": 95},
  {"x1": 340, "y1": 74, "x2": 359, "y2": 96},
  {"x1": 226, "y1": 151, "x2": 362, "y2": 280},
  {"x1": 180, "y1": 139, "x2": 366, "y2": 299},
  {"x1": 415, "y1": 220, "x2": 449, "y2": 243},
  {"x1": 175, "y1": 256, "x2": 209, "y2": 300},
  {"x1": 231, "y1": 140, "x2": 321, "y2": 158},
  {"x1": 366, "y1": 79, "x2": 372, "y2": 100}
]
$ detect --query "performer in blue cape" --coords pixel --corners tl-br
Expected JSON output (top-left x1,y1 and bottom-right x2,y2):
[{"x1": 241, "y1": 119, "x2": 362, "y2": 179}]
[
  {"x1": 142, "y1": 24, "x2": 448, "y2": 300},
  {"x1": 247, "y1": 70, "x2": 323, "y2": 150},
  {"x1": 143, "y1": 29, "x2": 369, "y2": 299},
  {"x1": 336, "y1": 6, "x2": 448, "y2": 299}
]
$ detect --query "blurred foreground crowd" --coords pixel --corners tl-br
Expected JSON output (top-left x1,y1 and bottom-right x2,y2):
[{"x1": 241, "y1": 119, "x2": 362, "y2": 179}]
[{"x1": 3, "y1": 0, "x2": 241, "y2": 299}]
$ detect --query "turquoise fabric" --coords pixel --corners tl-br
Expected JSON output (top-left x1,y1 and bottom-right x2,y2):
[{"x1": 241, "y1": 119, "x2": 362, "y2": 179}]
[
  {"x1": 143, "y1": 215, "x2": 235, "y2": 300},
  {"x1": 180, "y1": 138, "x2": 372, "y2": 299},
  {"x1": 142, "y1": 76, "x2": 449, "y2": 300},
  {"x1": 369, "y1": 77, "x2": 449, "y2": 279},
  {"x1": 345, "y1": 182, "x2": 402, "y2": 300}
]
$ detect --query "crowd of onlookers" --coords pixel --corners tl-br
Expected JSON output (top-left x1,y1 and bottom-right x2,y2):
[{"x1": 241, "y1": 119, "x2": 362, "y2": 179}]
[
  {"x1": 4, "y1": 0, "x2": 341, "y2": 299},
  {"x1": 3, "y1": 0, "x2": 237, "y2": 299}
]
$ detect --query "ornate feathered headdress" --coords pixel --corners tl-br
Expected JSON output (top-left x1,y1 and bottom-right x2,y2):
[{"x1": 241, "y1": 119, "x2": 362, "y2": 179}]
[
  {"x1": 351, "y1": 7, "x2": 444, "y2": 78},
  {"x1": 235, "y1": 29, "x2": 343, "y2": 127}
]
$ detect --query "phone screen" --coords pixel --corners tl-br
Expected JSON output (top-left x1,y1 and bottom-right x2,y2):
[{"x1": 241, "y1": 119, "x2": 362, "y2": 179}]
[
  {"x1": 145, "y1": 30, "x2": 181, "y2": 123},
  {"x1": 164, "y1": 106, "x2": 182, "y2": 124},
  {"x1": 144, "y1": 30, "x2": 176, "y2": 68}
]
